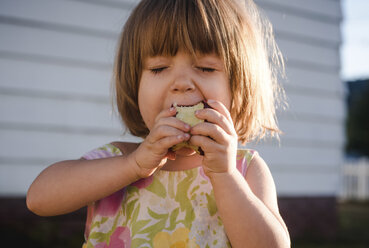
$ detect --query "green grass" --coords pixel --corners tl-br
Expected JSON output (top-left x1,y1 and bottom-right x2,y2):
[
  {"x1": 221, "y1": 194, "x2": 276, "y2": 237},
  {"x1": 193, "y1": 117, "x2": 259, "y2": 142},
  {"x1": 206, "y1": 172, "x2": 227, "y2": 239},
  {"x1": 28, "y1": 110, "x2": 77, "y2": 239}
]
[{"x1": 294, "y1": 201, "x2": 369, "y2": 248}]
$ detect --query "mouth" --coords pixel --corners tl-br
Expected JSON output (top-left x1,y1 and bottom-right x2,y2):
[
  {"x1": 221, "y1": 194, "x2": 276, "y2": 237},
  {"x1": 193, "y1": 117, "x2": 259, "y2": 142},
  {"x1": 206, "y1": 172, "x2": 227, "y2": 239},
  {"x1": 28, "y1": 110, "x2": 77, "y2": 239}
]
[{"x1": 171, "y1": 100, "x2": 209, "y2": 108}]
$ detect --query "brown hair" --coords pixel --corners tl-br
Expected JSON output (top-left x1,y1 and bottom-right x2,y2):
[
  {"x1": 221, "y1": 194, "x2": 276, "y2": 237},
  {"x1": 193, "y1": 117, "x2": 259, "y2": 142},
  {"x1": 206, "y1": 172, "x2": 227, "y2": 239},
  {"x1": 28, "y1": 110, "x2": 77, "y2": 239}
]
[{"x1": 113, "y1": 0, "x2": 285, "y2": 144}]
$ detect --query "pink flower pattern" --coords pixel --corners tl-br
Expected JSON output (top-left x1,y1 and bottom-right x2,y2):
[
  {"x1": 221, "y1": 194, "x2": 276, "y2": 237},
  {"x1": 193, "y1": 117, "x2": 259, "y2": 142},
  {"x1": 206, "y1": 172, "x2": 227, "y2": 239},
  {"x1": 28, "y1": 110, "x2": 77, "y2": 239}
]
[
  {"x1": 95, "y1": 227, "x2": 131, "y2": 248},
  {"x1": 131, "y1": 176, "x2": 154, "y2": 189},
  {"x1": 95, "y1": 188, "x2": 125, "y2": 217}
]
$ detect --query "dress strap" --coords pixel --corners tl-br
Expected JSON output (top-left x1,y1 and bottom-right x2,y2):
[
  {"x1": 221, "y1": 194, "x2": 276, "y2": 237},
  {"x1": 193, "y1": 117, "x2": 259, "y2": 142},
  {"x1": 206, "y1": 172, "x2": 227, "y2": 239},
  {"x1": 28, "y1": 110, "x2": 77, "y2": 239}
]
[
  {"x1": 82, "y1": 144, "x2": 122, "y2": 160},
  {"x1": 236, "y1": 149, "x2": 258, "y2": 177}
]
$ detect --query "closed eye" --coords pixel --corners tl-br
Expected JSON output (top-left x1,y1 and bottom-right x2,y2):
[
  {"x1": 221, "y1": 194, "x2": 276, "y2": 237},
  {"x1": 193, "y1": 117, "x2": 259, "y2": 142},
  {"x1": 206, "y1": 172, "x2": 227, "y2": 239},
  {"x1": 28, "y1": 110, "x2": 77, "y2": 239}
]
[
  {"x1": 150, "y1": 67, "x2": 168, "y2": 74},
  {"x1": 197, "y1": 67, "x2": 216, "y2": 73}
]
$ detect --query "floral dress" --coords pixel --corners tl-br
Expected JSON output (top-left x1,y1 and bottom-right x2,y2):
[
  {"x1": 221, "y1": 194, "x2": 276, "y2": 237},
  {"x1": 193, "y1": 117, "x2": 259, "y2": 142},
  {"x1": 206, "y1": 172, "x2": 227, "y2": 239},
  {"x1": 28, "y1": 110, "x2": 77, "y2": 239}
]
[{"x1": 82, "y1": 144, "x2": 257, "y2": 248}]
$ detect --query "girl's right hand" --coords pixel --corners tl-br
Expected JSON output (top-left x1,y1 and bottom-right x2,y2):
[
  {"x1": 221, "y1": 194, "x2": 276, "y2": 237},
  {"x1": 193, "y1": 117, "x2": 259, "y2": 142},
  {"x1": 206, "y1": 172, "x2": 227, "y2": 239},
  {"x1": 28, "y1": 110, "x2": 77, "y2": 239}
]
[{"x1": 131, "y1": 107, "x2": 191, "y2": 178}]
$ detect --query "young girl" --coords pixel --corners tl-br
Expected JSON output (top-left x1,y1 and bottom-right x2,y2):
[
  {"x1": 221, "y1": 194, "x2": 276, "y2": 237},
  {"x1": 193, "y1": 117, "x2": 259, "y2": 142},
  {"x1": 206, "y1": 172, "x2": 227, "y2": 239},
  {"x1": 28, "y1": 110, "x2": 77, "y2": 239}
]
[{"x1": 27, "y1": 0, "x2": 290, "y2": 247}]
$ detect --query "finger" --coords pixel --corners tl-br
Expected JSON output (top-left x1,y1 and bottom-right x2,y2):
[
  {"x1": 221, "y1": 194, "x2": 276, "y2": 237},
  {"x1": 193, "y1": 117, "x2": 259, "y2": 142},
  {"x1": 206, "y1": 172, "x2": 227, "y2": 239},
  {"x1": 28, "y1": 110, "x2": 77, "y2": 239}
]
[
  {"x1": 155, "y1": 116, "x2": 191, "y2": 133},
  {"x1": 156, "y1": 133, "x2": 191, "y2": 150},
  {"x1": 148, "y1": 125, "x2": 186, "y2": 144},
  {"x1": 154, "y1": 107, "x2": 177, "y2": 123},
  {"x1": 190, "y1": 135, "x2": 222, "y2": 154},
  {"x1": 191, "y1": 122, "x2": 229, "y2": 144},
  {"x1": 195, "y1": 108, "x2": 234, "y2": 135},
  {"x1": 206, "y1": 99, "x2": 233, "y2": 123}
]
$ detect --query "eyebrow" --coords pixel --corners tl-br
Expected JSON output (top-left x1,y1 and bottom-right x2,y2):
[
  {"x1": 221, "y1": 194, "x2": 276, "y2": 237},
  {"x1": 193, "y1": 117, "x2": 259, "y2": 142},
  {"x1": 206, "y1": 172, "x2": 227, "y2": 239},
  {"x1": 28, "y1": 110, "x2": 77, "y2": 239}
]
[
  {"x1": 196, "y1": 56, "x2": 224, "y2": 67},
  {"x1": 143, "y1": 57, "x2": 170, "y2": 67}
]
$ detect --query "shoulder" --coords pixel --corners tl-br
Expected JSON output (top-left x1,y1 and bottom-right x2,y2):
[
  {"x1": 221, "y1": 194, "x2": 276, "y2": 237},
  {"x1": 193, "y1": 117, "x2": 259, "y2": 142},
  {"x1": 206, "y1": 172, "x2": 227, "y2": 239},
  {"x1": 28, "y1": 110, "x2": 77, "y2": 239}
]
[{"x1": 82, "y1": 142, "x2": 140, "y2": 160}]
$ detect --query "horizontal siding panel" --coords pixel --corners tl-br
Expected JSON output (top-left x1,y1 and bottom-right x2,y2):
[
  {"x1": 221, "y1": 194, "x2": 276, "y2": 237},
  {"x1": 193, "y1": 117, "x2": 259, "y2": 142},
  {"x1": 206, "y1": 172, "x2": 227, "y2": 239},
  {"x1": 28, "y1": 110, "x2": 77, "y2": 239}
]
[
  {"x1": 262, "y1": 8, "x2": 341, "y2": 45},
  {"x1": 278, "y1": 118, "x2": 344, "y2": 144},
  {"x1": 0, "y1": 0, "x2": 129, "y2": 34},
  {"x1": 273, "y1": 171, "x2": 340, "y2": 196},
  {"x1": 0, "y1": 23, "x2": 117, "y2": 65},
  {"x1": 0, "y1": 164, "x2": 45, "y2": 196},
  {"x1": 257, "y1": 0, "x2": 342, "y2": 20},
  {"x1": 283, "y1": 67, "x2": 343, "y2": 94},
  {"x1": 0, "y1": 94, "x2": 121, "y2": 130},
  {"x1": 83, "y1": 0, "x2": 137, "y2": 7},
  {"x1": 0, "y1": 58, "x2": 112, "y2": 96},
  {"x1": 246, "y1": 143, "x2": 343, "y2": 168},
  {"x1": 278, "y1": 38, "x2": 339, "y2": 68},
  {"x1": 283, "y1": 92, "x2": 345, "y2": 120},
  {"x1": 0, "y1": 129, "x2": 125, "y2": 160}
]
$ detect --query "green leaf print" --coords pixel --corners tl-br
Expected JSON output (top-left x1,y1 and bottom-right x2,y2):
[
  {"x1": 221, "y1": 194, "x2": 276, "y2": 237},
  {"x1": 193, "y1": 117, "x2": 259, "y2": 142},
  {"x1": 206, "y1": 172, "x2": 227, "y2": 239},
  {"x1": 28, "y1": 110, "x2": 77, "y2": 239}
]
[
  {"x1": 190, "y1": 185, "x2": 200, "y2": 195},
  {"x1": 127, "y1": 185, "x2": 139, "y2": 196},
  {"x1": 206, "y1": 190, "x2": 217, "y2": 216},
  {"x1": 139, "y1": 218, "x2": 167, "y2": 241},
  {"x1": 145, "y1": 176, "x2": 167, "y2": 198},
  {"x1": 175, "y1": 170, "x2": 197, "y2": 229},
  {"x1": 132, "y1": 219, "x2": 151, "y2": 237},
  {"x1": 100, "y1": 217, "x2": 109, "y2": 224},
  {"x1": 86, "y1": 240, "x2": 94, "y2": 248},
  {"x1": 168, "y1": 173, "x2": 175, "y2": 199},
  {"x1": 88, "y1": 231, "x2": 109, "y2": 243},
  {"x1": 132, "y1": 203, "x2": 141, "y2": 224},
  {"x1": 148, "y1": 208, "x2": 169, "y2": 220},
  {"x1": 126, "y1": 199, "x2": 138, "y2": 224},
  {"x1": 167, "y1": 207, "x2": 180, "y2": 231},
  {"x1": 131, "y1": 238, "x2": 150, "y2": 248}
]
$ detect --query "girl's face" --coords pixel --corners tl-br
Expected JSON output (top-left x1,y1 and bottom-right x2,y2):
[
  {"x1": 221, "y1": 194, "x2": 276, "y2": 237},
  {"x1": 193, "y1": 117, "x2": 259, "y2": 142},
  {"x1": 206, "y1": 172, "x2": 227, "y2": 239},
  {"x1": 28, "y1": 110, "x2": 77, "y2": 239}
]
[{"x1": 138, "y1": 51, "x2": 232, "y2": 130}]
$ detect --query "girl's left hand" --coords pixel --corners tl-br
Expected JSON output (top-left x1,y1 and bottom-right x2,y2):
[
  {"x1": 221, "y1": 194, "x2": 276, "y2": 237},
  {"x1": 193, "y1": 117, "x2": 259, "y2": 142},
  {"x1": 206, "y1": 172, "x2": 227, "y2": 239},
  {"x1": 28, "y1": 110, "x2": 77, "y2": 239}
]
[{"x1": 189, "y1": 99, "x2": 238, "y2": 178}]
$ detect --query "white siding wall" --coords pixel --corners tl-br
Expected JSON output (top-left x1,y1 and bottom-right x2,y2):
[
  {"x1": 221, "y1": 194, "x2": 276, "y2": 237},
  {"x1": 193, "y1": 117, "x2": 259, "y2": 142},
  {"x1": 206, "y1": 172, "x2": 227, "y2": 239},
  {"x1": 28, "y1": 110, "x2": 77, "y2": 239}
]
[
  {"x1": 0, "y1": 0, "x2": 343, "y2": 197},
  {"x1": 253, "y1": 0, "x2": 344, "y2": 196}
]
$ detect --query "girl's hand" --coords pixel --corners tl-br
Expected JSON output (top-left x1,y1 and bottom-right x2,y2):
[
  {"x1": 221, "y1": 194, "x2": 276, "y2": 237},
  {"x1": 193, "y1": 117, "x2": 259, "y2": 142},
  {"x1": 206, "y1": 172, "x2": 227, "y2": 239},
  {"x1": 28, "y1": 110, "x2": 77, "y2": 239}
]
[
  {"x1": 189, "y1": 100, "x2": 238, "y2": 178},
  {"x1": 132, "y1": 107, "x2": 191, "y2": 178}
]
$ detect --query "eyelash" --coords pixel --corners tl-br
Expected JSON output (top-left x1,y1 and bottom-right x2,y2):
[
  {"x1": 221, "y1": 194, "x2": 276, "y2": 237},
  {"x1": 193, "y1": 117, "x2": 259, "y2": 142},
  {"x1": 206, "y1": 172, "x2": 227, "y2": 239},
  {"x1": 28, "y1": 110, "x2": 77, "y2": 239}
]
[
  {"x1": 150, "y1": 67, "x2": 215, "y2": 74},
  {"x1": 198, "y1": 67, "x2": 215, "y2": 73},
  {"x1": 150, "y1": 67, "x2": 167, "y2": 74}
]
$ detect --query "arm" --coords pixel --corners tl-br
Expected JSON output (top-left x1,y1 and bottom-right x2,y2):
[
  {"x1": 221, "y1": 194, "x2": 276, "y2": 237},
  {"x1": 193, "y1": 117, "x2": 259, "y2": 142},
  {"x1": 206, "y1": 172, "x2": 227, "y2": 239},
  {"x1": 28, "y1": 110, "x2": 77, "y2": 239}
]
[
  {"x1": 27, "y1": 107, "x2": 190, "y2": 217},
  {"x1": 209, "y1": 154, "x2": 290, "y2": 248},
  {"x1": 189, "y1": 99, "x2": 290, "y2": 248},
  {"x1": 26, "y1": 148, "x2": 141, "y2": 216}
]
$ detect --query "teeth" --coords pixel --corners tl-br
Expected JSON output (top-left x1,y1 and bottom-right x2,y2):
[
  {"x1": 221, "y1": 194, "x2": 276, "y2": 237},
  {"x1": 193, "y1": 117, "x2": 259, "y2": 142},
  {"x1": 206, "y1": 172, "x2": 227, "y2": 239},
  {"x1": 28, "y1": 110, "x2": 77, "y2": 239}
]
[{"x1": 172, "y1": 101, "x2": 203, "y2": 107}]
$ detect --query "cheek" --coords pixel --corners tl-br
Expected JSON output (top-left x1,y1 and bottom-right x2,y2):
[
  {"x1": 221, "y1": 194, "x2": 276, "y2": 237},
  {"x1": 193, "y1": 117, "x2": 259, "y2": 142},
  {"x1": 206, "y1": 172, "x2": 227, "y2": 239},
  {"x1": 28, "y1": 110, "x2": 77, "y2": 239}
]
[
  {"x1": 203, "y1": 78, "x2": 232, "y2": 110},
  {"x1": 138, "y1": 77, "x2": 162, "y2": 130}
]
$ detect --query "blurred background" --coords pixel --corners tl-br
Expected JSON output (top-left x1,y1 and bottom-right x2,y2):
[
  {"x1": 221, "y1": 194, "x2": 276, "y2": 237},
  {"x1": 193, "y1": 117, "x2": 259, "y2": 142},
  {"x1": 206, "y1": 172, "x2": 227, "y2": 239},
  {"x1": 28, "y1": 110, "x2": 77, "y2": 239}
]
[{"x1": 0, "y1": 0, "x2": 368, "y2": 247}]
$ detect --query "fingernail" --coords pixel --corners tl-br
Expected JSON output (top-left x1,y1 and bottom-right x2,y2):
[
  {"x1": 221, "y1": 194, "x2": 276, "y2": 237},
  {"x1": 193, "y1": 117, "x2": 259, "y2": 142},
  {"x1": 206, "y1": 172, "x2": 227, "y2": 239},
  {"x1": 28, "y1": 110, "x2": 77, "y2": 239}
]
[
  {"x1": 184, "y1": 133, "x2": 190, "y2": 139},
  {"x1": 170, "y1": 107, "x2": 175, "y2": 112},
  {"x1": 177, "y1": 134, "x2": 183, "y2": 140},
  {"x1": 207, "y1": 99, "x2": 215, "y2": 103},
  {"x1": 184, "y1": 124, "x2": 190, "y2": 130}
]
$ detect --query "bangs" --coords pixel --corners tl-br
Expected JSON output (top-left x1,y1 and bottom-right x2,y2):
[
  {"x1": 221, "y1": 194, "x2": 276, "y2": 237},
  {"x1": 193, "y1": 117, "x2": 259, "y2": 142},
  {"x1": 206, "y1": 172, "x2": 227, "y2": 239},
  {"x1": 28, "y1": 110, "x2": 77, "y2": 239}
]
[{"x1": 137, "y1": 0, "x2": 225, "y2": 59}]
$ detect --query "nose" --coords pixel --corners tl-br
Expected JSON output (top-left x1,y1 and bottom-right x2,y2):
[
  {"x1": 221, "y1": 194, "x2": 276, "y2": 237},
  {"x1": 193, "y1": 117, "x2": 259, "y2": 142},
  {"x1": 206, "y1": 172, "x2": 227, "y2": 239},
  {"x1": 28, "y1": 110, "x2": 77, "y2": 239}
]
[{"x1": 170, "y1": 75, "x2": 195, "y2": 93}]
